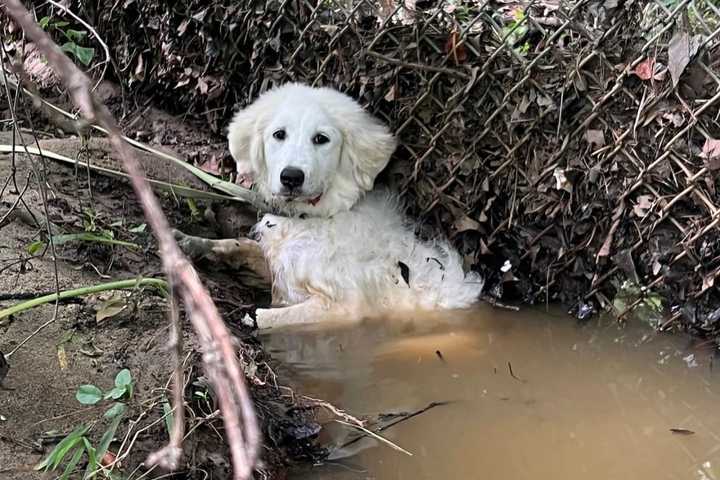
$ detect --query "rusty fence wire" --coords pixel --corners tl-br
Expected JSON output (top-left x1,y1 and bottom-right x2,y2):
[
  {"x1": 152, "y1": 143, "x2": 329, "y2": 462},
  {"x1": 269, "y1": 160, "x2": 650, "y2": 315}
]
[{"x1": 16, "y1": 0, "x2": 720, "y2": 332}]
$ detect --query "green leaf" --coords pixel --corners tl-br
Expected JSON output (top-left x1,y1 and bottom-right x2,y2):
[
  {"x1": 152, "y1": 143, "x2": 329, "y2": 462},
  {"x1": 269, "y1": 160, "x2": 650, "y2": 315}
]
[
  {"x1": 52, "y1": 20, "x2": 70, "y2": 28},
  {"x1": 129, "y1": 223, "x2": 147, "y2": 233},
  {"x1": 60, "y1": 42, "x2": 95, "y2": 66},
  {"x1": 76, "y1": 385, "x2": 103, "y2": 405},
  {"x1": 59, "y1": 444, "x2": 86, "y2": 480},
  {"x1": 115, "y1": 369, "x2": 132, "y2": 388},
  {"x1": 104, "y1": 402, "x2": 127, "y2": 420},
  {"x1": 186, "y1": 198, "x2": 201, "y2": 220},
  {"x1": 82, "y1": 438, "x2": 97, "y2": 479},
  {"x1": 95, "y1": 411, "x2": 124, "y2": 469},
  {"x1": 51, "y1": 232, "x2": 139, "y2": 250},
  {"x1": 27, "y1": 240, "x2": 46, "y2": 255},
  {"x1": 63, "y1": 29, "x2": 88, "y2": 43},
  {"x1": 35, "y1": 424, "x2": 89, "y2": 471},
  {"x1": 162, "y1": 397, "x2": 174, "y2": 437},
  {"x1": 39, "y1": 16, "x2": 51, "y2": 29},
  {"x1": 104, "y1": 386, "x2": 126, "y2": 401}
]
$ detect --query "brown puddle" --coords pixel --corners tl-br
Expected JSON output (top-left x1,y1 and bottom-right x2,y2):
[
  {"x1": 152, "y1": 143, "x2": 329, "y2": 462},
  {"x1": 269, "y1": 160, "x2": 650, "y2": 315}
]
[{"x1": 262, "y1": 306, "x2": 720, "y2": 480}]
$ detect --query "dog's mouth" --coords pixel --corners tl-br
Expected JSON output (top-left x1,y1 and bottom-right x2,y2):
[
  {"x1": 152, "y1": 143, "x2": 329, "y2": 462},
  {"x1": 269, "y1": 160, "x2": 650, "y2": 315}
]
[{"x1": 278, "y1": 192, "x2": 322, "y2": 206}]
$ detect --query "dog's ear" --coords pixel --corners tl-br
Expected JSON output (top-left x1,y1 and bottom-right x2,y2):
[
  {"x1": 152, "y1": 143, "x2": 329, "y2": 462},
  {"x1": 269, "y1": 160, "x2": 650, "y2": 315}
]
[
  {"x1": 327, "y1": 92, "x2": 397, "y2": 191},
  {"x1": 227, "y1": 100, "x2": 267, "y2": 183},
  {"x1": 345, "y1": 116, "x2": 397, "y2": 191}
]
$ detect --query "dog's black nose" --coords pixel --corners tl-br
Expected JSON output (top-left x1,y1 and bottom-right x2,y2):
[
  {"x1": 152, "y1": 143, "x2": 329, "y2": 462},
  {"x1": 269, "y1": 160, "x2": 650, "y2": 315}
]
[{"x1": 280, "y1": 167, "x2": 305, "y2": 189}]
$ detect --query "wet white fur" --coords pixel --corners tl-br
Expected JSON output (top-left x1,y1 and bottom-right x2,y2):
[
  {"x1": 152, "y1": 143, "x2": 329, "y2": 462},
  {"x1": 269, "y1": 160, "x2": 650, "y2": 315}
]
[{"x1": 227, "y1": 83, "x2": 483, "y2": 327}]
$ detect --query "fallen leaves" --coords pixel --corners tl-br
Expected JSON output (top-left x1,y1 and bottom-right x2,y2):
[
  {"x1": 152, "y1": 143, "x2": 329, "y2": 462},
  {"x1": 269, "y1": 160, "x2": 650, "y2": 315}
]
[
  {"x1": 700, "y1": 138, "x2": 720, "y2": 170},
  {"x1": 667, "y1": 32, "x2": 702, "y2": 87}
]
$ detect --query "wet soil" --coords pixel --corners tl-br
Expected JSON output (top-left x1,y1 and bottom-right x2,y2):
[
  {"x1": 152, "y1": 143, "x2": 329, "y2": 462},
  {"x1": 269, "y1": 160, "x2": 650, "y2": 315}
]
[{"x1": 0, "y1": 120, "x2": 310, "y2": 479}]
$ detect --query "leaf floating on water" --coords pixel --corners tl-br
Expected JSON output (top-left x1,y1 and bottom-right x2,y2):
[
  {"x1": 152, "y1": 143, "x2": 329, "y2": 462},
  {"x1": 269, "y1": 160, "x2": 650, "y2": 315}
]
[
  {"x1": 398, "y1": 261, "x2": 410, "y2": 286},
  {"x1": 670, "y1": 428, "x2": 695, "y2": 435}
]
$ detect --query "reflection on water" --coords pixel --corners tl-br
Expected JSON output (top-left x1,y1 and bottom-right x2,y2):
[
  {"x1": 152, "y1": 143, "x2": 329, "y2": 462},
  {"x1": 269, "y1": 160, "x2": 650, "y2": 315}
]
[{"x1": 262, "y1": 306, "x2": 720, "y2": 480}]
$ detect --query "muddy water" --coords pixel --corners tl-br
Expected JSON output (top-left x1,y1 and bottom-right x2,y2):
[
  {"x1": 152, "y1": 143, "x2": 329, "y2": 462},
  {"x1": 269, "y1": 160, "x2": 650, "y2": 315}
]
[{"x1": 263, "y1": 306, "x2": 720, "y2": 480}]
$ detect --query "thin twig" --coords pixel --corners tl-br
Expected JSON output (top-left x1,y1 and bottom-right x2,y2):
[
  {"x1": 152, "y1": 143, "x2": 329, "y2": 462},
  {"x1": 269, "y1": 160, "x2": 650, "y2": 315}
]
[
  {"x1": 302, "y1": 395, "x2": 365, "y2": 427},
  {"x1": 146, "y1": 292, "x2": 185, "y2": 469},
  {"x1": 6, "y1": 317, "x2": 55, "y2": 358},
  {"x1": 508, "y1": 361, "x2": 525, "y2": 383},
  {"x1": 338, "y1": 401, "x2": 451, "y2": 452},
  {"x1": 334, "y1": 420, "x2": 414, "y2": 457},
  {"x1": 365, "y1": 50, "x2": 471, "y2": 79}
]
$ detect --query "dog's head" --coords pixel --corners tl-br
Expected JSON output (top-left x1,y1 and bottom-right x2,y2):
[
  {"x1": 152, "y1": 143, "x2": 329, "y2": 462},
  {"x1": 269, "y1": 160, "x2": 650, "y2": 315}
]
[{"x1": 227, "y1": 83, "x2": 397, "y2": 216}]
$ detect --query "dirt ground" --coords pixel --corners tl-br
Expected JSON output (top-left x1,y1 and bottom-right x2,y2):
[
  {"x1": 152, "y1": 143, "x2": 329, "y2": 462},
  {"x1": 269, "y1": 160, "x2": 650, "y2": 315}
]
[{"x1": 0, "y1": 120, "x2": 319, "y2": 478}]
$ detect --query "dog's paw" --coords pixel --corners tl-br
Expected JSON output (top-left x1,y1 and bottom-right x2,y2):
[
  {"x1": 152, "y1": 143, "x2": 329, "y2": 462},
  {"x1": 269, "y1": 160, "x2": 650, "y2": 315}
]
[
  {"x1": 255, "y1": 308, "x2": 280, "y2": 330},
  {"x1": 172, "y1": 229, "x2": 209, "y2": 260}
]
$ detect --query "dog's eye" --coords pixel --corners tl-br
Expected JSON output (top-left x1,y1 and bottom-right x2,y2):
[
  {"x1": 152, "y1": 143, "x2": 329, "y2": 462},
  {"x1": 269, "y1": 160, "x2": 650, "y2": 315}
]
[
  {"x1": 312, "y1": 133, "x2": 330, "y2": 145},
  {"x1": 273, "y1": 129, "x2": 286, "y2": 141}
]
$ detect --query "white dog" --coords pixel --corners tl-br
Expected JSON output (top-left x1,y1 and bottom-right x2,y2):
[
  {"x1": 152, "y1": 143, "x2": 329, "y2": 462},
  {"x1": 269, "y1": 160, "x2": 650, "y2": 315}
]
[{"x1": 176, "y1": 83, "x2": 483, "y2": 328}]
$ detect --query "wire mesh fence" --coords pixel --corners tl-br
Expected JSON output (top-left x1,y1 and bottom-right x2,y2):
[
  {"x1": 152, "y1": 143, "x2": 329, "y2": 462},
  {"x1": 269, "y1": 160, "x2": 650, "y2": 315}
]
[{"x1": 10, "y1": 0, "x2": 720, "y2": 333}]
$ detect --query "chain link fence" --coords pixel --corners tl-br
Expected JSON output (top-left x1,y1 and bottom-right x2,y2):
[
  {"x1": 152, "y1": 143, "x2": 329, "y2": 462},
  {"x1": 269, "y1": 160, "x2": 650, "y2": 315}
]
[{"x1": 17, "y1": 0, "x2": 720, "y2": 333}]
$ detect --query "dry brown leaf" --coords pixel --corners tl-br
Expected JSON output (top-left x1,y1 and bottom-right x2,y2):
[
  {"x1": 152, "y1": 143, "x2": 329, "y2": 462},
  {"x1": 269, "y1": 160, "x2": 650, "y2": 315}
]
[
  {"x1": 444, "y1": 29, "x2": 467, "y2": 65},
  {"x1": 701, "y1": 138, "x2": 720, "y2": 159},
  {"x1": 700, "y1": 138, "x2": 720, "y2": 170},
  {"x1": 57, "y1": 345, "x2": 68, "y2": 370},
  {"x1": 454, "y1": 215, "x2": 482, "y2": 233},
  {"x1": 667, "y1": 32, "x2": 701, "y2": 87}
]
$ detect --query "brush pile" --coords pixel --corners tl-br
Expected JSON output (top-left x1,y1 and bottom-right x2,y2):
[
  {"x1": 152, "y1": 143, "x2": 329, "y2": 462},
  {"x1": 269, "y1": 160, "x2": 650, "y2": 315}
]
[{"x1": 11, "y1": 0, "x2": 720, "y2": 336}]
